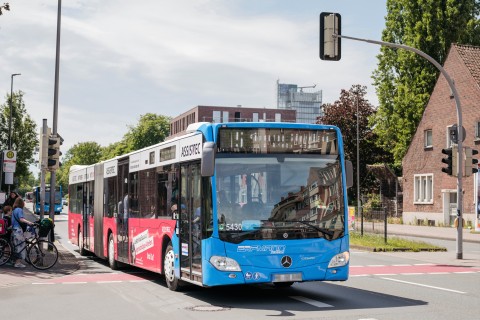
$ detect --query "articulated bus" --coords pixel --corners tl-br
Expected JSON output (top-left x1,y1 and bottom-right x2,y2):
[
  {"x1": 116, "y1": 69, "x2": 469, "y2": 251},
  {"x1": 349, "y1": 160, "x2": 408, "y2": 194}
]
[
  {"x1": 68, "y1": 122, "x2": 353, "y2": 290},
  {"x1": 33, "y1": 185, "x2": 63, "y2": 215}
]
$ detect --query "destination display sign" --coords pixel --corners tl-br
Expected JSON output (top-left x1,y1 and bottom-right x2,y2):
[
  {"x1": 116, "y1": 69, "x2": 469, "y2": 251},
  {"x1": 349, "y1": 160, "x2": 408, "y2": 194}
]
[{"x1": 217, "y1": 128, "x2": 338, "y2": 155}]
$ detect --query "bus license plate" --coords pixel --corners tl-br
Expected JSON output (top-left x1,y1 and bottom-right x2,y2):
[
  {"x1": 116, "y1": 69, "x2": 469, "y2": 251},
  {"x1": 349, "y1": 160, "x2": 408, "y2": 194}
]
[{"x1": 273, "y1": 273, "x2": 302, "y2": 282}]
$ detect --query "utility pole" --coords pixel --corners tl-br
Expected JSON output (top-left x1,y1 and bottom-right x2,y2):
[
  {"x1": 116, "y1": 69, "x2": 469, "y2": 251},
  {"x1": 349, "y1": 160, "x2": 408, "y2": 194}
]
[
  {"x1": 356, "y1": 92, "x2": 362, "y2": 236},
  {"x1": 49, "y1": 0, "x2": 62, "y2": 242}
]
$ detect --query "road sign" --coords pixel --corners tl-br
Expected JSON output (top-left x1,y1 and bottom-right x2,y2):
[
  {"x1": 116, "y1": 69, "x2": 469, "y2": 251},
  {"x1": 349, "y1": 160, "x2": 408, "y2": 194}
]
[
  {"x1": 2, "y1": 150, "x2": 17, "y2": 173},
  {"x1": 449, "y1": 124, "x2": 466, "y2": 144}
]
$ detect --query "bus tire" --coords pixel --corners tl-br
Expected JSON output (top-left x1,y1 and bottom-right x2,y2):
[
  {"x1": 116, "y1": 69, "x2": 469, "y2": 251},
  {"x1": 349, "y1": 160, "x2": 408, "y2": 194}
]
[
  {"x1": 164, "y1": 242, "x2": 180, "y2": 291},
  {"x1": 108, "y1": 233, "x2": 118, "y2": 270},
  {"x1": 78, "y1": 229, "x2": 87, "y2": 256}
]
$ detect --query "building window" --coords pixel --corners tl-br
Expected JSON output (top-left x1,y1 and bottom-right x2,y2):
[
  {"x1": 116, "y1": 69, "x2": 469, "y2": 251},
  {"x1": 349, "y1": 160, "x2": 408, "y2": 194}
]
[
  {"x1": 223, "y1": 111, "x2": 229, "y2": 122},
  {"x1": 212, "y1": 111, "x2": 221, "y2": 123},
  {"x1": 446, "y1": 125, "x2": 458, "y2": 147},
  {"x1": 475, "y1": 121, "x2": 480, "y2": 139},
  {"x1": 252, "y1": 113, "x2": 259, "y2": 122},
  {"x1": 424, "y1": 129, "x2": 432, "y2": 148},
  {"x1": 413, "y1": 174, "x2": 433, "y2": 204}
]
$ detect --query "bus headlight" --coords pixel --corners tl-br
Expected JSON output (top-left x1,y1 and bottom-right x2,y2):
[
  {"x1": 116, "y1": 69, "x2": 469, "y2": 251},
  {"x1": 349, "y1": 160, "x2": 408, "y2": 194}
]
[
  {"x1": 209, "y1": 256, "x2": 241, "y2": 272},
  {"x1": 328, "y1": 251, "x2": 350, "y2": 268}
]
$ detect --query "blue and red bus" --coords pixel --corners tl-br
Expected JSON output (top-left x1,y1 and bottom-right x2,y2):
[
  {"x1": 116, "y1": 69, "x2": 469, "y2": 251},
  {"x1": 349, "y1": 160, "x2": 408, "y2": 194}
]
[{"x1": 68, "y1": 122, "x2": 352, "y2": 290}]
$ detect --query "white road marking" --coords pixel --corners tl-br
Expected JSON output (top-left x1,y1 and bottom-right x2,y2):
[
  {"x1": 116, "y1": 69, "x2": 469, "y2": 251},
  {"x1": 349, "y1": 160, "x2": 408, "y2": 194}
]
[
  {"x1": 290, "y1": 296, "x2": 333, "y2": 308},
  {"x1": 380, "y1": 277, "x2": 466, "y2": 294}
]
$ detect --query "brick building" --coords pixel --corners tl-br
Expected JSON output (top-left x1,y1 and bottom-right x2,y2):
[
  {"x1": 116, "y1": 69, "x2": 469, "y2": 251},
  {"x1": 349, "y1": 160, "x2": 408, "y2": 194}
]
[
  {"x1": 169, "y1": 105, "x2": 296, "y2": 138},
  {"x1": 402, "y1": 44, "x2": 480, "y2": 227}
]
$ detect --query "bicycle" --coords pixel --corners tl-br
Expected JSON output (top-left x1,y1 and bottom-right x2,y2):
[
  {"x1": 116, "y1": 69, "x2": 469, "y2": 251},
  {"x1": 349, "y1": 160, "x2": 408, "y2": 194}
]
[{"x1": 0, "y1": 222, "x2": 58, "y2": 270}]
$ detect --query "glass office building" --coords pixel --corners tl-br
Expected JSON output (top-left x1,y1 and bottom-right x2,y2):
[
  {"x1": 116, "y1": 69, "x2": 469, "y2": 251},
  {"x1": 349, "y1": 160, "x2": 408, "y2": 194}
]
[{"x1": 277, "y1": 81, "x2": 323, "y2": 124}]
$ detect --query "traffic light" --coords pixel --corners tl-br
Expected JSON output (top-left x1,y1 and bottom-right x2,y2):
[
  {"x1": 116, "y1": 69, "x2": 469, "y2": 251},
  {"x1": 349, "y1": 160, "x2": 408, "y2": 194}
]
[
  {"x1": 320, "y1": 12, "x2": 341, "y2": 61},
  {"x1": 465, "y1": 147, "x2": 479, "y2": 176},
  {"x1": 441, "y1": 144, "x2": 458, "y2": 176},
  {"x1": 38, "y1": 126, "x2": 50, "y2": 170},
  {"x1": 473, "y1": 149, "x2": 479, "y2": 175},
  {"x1": 47, "y1": 135, "x2": 61, "y2": 171}
]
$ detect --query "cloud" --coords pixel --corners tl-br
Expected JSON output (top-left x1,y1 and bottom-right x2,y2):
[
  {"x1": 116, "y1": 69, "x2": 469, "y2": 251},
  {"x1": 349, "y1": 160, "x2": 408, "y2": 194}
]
[{"x1": 1, "y1": 0, "x2": 385, "y2": 159}]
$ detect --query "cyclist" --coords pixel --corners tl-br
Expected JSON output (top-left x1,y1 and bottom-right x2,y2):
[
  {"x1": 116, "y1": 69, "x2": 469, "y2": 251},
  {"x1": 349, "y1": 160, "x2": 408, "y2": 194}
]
[{"x1": 11, "y1": 198, "x2": 34, "y2": 268}]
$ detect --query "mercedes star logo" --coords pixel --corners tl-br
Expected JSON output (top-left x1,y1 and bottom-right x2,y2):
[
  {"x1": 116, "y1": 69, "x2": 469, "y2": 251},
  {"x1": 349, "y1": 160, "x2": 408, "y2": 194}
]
[{"x1": 281, "y1": 256, "x2": 292, "y2": 268}]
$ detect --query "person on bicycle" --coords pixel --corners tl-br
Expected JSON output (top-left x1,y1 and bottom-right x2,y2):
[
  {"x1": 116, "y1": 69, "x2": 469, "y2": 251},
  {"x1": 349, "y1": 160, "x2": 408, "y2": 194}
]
[{"x1": 11, "y1": 198, "x2": 34, "y2": 268}]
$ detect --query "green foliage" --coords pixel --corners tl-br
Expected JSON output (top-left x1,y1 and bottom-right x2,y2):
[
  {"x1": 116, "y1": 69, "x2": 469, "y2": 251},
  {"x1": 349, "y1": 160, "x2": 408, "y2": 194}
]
[
  {"x1": 318, "y1": 85, "x2": 393, "y2": 201},
  {"x1": 363, "y1": 193, "x2": 382, "y2": 212},
  {"x1": 100, "y1": 113, "x2": 171, "y2": 160},
  {"x1": 56, "y1": 142, "x2": 103, "y2": 192},
  {"x1": 350, "y1": 232, "x2": 446, "y2": 252},
  {"x1": 0, "y1": 91, "x2": 38, "y2": 191},
  {"x1": 56, "y1": 113, "x2": 172, "y2": 191},
  {"x1": 372, "y1": 0, "x2": 480, "y2": 166}
]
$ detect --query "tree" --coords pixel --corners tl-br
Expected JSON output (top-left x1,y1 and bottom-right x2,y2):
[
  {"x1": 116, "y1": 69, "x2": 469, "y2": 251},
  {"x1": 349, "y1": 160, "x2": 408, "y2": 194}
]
[
  {"x1": 317, "y1": 85, "x2": 393, "y2": 202},
  {"x1": 56, "y1": 142, "x2": 103, "y2": 192},
  {"x1": 0, "y1": 91, "x2": 38, "y2": 192},
  {"x1": 101, "y1": 113, "x2": 171, "y2": 160},
  {"x1": 124, "y1": 113, "x2": 171, "y2": 151},
  {"x1": 372, "y1": 0, "x2": 480, "y2": 166}
]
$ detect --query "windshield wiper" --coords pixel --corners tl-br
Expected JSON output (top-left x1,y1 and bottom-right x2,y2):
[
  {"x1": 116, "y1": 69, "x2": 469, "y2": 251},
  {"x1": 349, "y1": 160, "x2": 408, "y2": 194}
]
[{"x1": 284, "y1": 220, "x2": 334, "y2": 238}]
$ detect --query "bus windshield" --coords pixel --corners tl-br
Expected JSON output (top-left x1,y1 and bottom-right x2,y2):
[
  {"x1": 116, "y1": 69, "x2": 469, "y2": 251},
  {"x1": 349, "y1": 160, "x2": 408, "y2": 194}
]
[{"x1": 215, "y1": 154, "x2": 345, "y2": 243}]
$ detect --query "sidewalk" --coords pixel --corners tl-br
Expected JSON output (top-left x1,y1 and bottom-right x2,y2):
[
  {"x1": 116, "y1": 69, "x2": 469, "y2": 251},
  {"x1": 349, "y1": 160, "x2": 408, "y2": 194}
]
[
  {"x1": 355, "y1": 221, "x2": 480, "y2": 243},
  {"x1": 0, "y1": 206, "x2": 80, "y2": 288}
]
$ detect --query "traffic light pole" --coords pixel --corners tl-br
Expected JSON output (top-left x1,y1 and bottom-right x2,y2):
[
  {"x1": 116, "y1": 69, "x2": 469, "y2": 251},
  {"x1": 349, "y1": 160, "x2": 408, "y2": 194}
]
[{"x1": 333, "y1": 33, "x2": 465, "y2": 259}]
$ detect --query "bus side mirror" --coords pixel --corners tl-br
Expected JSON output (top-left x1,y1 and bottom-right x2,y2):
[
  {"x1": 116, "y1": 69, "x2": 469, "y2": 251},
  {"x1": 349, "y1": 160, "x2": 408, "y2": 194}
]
[
  {"x1": 201, "y1": 142, "x2": 216, "y2": 177},
  {"x1": 345, "y1": 160, "x2": 353, "y2": 189}
]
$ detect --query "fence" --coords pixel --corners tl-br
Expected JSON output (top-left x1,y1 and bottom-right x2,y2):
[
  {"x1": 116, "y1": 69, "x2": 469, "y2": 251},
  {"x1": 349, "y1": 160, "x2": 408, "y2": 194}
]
[{"x1": 353, "y1": 206, "x2": 388, "y2": 243}]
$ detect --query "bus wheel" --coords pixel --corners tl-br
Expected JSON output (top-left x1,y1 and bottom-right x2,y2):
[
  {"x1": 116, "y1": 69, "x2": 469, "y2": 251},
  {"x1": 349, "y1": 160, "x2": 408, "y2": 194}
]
[
  {"x1": 108, "y1": 233, "x2": 118, "y2": 270},
  {"x1": 164, "y1": 243, "x2": 180, "y2": 291},
  {"x1": 78, "y1": 229, "x2": 87, "y2": 256}
]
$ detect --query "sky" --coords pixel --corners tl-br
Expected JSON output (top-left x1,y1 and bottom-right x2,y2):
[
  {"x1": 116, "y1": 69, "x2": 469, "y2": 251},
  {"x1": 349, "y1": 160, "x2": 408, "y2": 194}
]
[{"x1": 0, "y1": 0, "x2": 387, "y2": 159}]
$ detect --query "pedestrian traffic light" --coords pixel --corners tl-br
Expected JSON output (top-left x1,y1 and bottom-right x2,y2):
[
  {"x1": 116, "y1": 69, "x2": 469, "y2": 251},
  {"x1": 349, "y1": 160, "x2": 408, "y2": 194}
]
[
  {"x1": 47, "y1": 135, "x2": 61, "y2": 171},
  {"x1": 441, "y1": 144, "x2": 458, "y2": 176},
  {"x1": 320, "y1": 12, "x2": 341, "y2": 61}
]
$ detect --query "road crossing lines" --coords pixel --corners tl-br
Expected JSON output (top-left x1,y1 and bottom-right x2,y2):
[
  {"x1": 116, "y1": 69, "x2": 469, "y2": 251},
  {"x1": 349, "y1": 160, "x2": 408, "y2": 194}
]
[{"x1": 350, "y1": 263, "x2": 480, "y2": 277}]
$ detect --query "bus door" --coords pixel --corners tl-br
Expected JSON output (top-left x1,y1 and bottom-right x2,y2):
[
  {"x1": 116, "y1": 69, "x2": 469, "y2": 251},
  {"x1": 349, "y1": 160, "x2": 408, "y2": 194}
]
[
  {"x1": 83, "y1": 181, "x2": 94, "y2": 251},
  {"x1": 178, "y1": 162, "x2": 203, "y2": 283},
  {"x1": 117, "y1": 160, "x2": 129, "y2": 263}
]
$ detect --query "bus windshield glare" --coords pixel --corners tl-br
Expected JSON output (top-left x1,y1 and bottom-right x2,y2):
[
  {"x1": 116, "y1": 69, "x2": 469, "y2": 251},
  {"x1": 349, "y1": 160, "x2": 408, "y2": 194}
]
[{"x1": 216, "y1": 128, "x2": 345, "y2": 243}]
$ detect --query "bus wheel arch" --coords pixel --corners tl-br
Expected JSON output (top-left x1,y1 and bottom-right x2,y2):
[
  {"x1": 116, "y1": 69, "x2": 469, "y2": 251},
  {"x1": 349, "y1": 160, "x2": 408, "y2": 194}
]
[{"x1": 108, "y1": 232, "x2": 118, "y2": 270}]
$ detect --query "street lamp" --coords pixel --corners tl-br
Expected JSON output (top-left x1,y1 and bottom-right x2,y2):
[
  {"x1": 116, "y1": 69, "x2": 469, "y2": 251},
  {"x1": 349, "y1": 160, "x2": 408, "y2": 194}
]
[{"x1": 9, "y1": 73, "x2": 21, "y2": 150}]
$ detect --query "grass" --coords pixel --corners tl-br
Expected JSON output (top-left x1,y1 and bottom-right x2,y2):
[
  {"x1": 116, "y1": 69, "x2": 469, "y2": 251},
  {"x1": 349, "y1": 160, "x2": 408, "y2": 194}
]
[{"x1": 350, "y1": 232, "x2": 447, "y2": 252}]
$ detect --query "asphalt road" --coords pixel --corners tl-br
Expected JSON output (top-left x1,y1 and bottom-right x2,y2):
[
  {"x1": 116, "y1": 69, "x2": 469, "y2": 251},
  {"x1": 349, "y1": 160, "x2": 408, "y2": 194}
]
[{"x1": 1, "y1": 205, "x2": 479, "y2": 320}]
